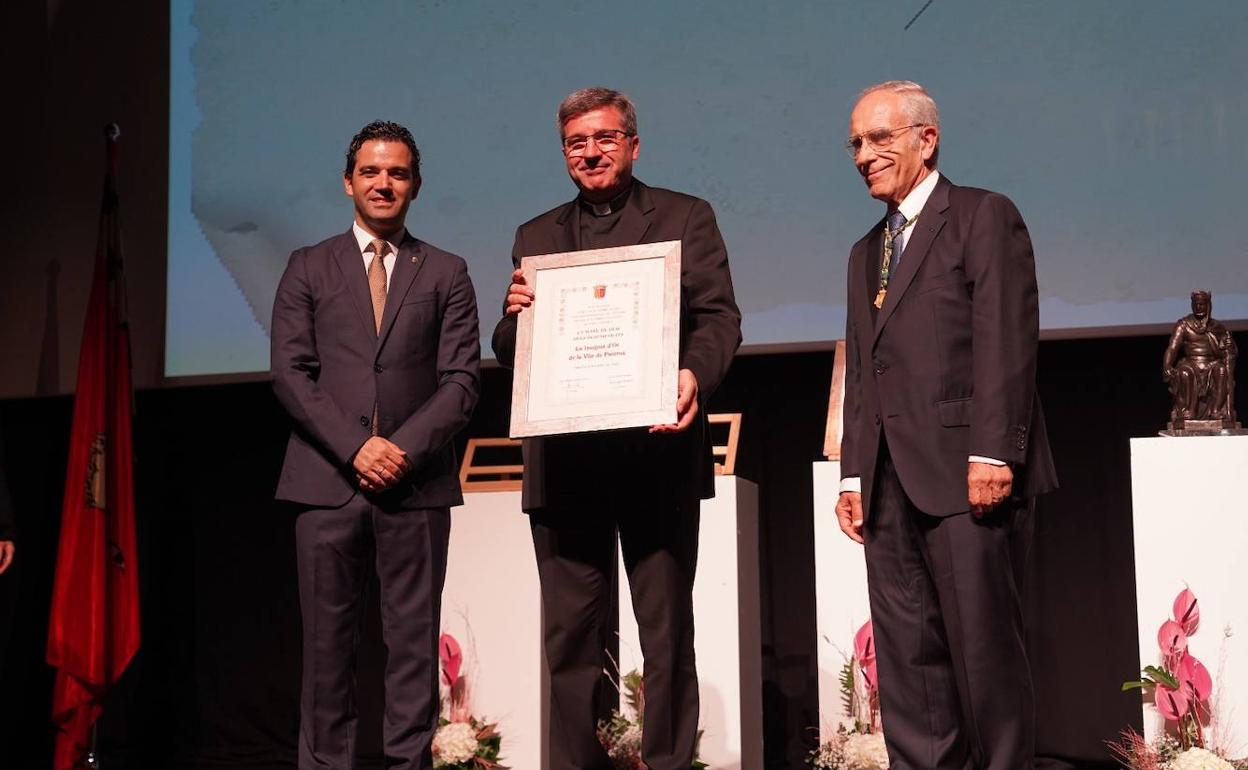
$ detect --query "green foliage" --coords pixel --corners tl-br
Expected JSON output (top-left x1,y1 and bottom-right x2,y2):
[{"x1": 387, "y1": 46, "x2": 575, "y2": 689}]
[
  {"x1": 598, "y1": 669, "x2": 706, "y2": 770},
  {"x1": 622, "y1": 669, "x2": 644, "y2": 718},
  {"x1": 1153, "y1": 735, "x2": 1181, "y2": 765},
  {"x1": 1121, "y1": 664, "x2": 1179, "y2": 692},
  {"x1": 1143, "y1": 665, "x2": 1179, "y2": 689},
  {"x1": 477, "y1": 732, "x2": 503, "y2": 763},
  {"x1": 838, "y1": 662, "x2": 854, "y2": 719}
]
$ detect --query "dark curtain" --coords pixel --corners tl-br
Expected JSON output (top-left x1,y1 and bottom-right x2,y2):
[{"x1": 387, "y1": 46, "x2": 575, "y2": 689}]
[{"x1": 2, "y1": 333, "x2": 1242, "y2": 769}]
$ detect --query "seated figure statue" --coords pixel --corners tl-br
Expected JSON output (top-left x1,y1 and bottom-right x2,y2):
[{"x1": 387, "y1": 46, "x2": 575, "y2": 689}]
[{"x1": 1163, "y1": 290, "x2": 1238, "y2": 430}]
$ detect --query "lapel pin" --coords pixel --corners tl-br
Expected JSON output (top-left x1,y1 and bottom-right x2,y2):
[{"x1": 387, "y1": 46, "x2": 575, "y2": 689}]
[{"x1": 410, "y1": 255, "x2": 417, "y2": 263}]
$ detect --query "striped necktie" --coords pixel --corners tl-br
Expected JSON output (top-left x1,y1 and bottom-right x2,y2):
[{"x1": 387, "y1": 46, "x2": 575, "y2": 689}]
[{"x1": 886, "y1": 210, "x2": 908, "y2": 268}]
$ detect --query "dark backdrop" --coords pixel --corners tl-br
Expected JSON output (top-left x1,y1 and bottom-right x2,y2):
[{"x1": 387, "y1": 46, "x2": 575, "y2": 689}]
[{"x1": 5, "y1": 333, "x2": 1240, "y2": 770}]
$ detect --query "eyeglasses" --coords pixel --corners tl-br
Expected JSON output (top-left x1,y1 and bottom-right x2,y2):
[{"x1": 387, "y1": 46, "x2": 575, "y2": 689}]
[
  {"x1": 562, "y1": 129, "x2": 634, "y2": 156},
  {"x1": 844, "y1": 124, "x2": 926, "y2": 157}
]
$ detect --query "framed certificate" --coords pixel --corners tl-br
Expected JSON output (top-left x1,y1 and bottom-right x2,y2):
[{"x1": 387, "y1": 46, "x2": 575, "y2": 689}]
[{"x1": 509, "y1": 240, "x2": 682, "y2": 438}]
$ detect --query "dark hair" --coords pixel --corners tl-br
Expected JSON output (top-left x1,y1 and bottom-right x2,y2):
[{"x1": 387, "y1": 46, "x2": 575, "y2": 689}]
[
  {"x1": 557, "y1": 87, "x2": 638, "y2": 138},
  {"x1": 344, "y1": 120, "x2": 421, "y2": 178}
]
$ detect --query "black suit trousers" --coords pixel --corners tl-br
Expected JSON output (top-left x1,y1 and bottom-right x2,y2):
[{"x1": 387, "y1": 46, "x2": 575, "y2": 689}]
[
  {"x1": 864, "y1": 450, "x2": 1035, "y2": 770},
  {"x1": 530, "y1": 494, "x2": 701, "y2": 770},
  {"x1": 294, "y1": 497, "x2": 450, "y2": 770}
]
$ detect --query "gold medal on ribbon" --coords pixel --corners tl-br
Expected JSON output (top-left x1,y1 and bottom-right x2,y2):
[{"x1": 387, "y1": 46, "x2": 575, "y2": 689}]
[{"x1": 874, "y1": 212, "x2": 919, "y2": 310}]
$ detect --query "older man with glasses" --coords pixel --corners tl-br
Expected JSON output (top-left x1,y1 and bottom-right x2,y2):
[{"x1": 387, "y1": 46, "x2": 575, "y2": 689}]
[
  {"x1": 492, "y1": 87, "x2": 741, "y2": 770},
  {"x1": 834, "y1": 80, "x2": 1058, "y2": 770}
]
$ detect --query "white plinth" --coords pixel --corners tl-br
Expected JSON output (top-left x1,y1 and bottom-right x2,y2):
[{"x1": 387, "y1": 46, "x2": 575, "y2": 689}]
[
  {"x1": 812, "y1": 460, "x2": 872, "y2": 738},
  {"x1": 1130, "y1": 435, "x2": 1248, "y2": 751},
  {"x1": 617, "y1": 475, "x2": 763, "y2": 770},
  {"x1": 442, "y1": 491, "x2": 544, "y2": 770}
]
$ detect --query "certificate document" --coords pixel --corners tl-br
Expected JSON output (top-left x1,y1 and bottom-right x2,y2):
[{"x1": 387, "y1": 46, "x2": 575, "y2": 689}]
[{"x1": 509, "y1": 240, "x2": 681, "y2": 438}]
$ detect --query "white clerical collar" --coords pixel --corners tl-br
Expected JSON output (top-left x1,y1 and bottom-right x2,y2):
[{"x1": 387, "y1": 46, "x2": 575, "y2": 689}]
[
  {"x1": 896, "y1": 170, "x2": 941, "y2": 223},
  {"x1": 580, "y1": 183, "x2": 633, "y2": 217}
]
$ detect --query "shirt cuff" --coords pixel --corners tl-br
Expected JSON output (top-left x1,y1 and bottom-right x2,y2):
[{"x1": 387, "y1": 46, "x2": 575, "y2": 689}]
[
  {"x1": 969, "y1": 455, "x2": 1007, "y2": 466},
  {"x1": 839, "y1": 476, "x2": 862, "y2": 494}
]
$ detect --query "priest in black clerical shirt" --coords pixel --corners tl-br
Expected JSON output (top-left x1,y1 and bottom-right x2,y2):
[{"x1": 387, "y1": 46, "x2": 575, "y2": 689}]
[{"x1": 492, "y1": 87, "x2": 741, "y2": 770}]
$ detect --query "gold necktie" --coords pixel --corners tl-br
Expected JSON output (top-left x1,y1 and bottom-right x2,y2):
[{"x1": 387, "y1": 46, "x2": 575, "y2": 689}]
[
  {"x1": 367, "y1": 239, "x2": 390, "y2": 436},
  {"x1": 367, "y1": 238, "x2": 391, "y2": 333}
]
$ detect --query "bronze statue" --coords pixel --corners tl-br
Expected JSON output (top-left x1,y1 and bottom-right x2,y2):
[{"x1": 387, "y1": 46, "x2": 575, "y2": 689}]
[{"x1": 1163, "y1": 290, "x2": 1239, "y2": 431}]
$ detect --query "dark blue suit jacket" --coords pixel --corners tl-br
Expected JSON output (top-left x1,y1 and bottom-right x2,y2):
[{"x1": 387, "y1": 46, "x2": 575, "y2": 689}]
[
  {"x1": 840, "y1": 176, "x2": 1058, "y2": 517},
  {"x1": 271, "y1": 229, "x2": 480, "y2": 510}
]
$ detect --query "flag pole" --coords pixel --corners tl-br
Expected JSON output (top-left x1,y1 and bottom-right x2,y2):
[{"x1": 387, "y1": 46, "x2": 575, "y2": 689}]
[{"x1": 86, "y1": 722, "x2": 100, "y2": 770}]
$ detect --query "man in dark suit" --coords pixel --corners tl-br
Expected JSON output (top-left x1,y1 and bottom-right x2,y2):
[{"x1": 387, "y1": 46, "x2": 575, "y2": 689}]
[
  {"x1": 271, "y1": 120, "x2": 480, "y2": 770},
  {"x1": 835, "y1": 81, "x2": 1058, "y2": 770},
  {"x1": 492, "y1": 87, "x2": 741, "y2": 770}
]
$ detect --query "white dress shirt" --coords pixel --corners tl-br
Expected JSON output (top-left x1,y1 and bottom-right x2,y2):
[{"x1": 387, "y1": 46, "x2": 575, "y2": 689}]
[{"x1": 352, "y1": 222, "x2": 401, "y2": 290}]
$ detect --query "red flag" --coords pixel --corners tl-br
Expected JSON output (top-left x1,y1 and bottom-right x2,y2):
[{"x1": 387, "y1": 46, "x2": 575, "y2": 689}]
[{"x1": 46, "y1": 124, "x2": 141, "y2": 770}]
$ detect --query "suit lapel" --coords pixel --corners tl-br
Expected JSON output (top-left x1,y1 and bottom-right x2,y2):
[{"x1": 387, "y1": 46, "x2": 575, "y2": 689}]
[
  {"x1": 613, "y1": 180, "x2": 655, "y2": 247},
  {"x1": 333, "y1": 230, "x2": 377, "y2": 339},
  {"x1": 872, "y1": 176, "x2": 951, "y2": 344},
  {"x1": 376, "y1": 233, "x2": 428, "y2": 355},
  {"x1": 552, "y1": 201, "x2": 580, "y2": 253},
  {"x1": 861, "y1": 225, "x2": 883, "y2": 311}
]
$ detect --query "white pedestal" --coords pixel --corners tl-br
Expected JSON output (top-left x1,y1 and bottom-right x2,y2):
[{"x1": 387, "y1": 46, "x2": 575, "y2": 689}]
[
  {"x1": 617, "y1": 475, "x2": 763, "y2": 770},
  {"x1": 442, "y1": 491, "x2": 544, "y2": 770},
  {"x1": 812, "y1": 460, "x2": 872, "y2": 738},
  {"x1": 1130, "y1": 436, "x2": 1248, "y2": 751}
]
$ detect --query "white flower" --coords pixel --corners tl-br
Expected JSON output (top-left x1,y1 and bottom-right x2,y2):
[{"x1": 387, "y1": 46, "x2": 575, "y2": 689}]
[
  {"x1": 808, "y1": 735, "x2": 845, "y2": 770},
  {"x1": 607, "y1": 724, "x2": 643, "y2": 758},
  {"x1": 841, "y1": 732, "x2": 889, "y2": 770},
  {"x1": 1169, "y1": 747, "x2": 1234, "y2": 770},
  {"x1": 433, "y1": 721, "x2": 479, "y2": 765},
  {"x1": 621, "y1": 724, "x2": 642, "y2": 748}
]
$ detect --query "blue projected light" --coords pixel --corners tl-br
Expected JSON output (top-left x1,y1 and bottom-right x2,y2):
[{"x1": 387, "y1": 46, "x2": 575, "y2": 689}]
[{"x1": 165, "y1": 0, "x2": 1248, "y2": 378}]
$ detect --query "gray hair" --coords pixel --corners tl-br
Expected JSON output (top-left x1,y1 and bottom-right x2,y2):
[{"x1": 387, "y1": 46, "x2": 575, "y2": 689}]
[
  {"x1": 856, "y1": 80, "x2": 940, "y2": 164},
  {"x1": 857, "y1": 80, "x2": 940, "y2": 127},
  {"x1": 557, "y1": 87, "x2": 638, "y2": 138}
]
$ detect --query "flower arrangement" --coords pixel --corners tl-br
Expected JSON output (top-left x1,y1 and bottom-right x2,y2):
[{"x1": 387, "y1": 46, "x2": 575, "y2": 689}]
[
  {"x1": 432, "y1": 633, "x2": 507, "y2": 769},
  {"x1": 808, "y1": 619, "x2": 889, "y2": 770},
  {"x1": 596, "y1": 663, "x2": 708, "y2": 770},
  {"x1": 1113, "y1": 588, "x2": 1246, "y2": 770}
]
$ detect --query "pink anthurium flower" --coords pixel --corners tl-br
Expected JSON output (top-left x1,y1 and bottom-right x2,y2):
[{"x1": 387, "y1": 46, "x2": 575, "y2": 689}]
[
  {"x1": 861, "y1": 658, "x2": 879, "y2": 692},
  {"x1": 448, "y1": 678, "x2": 472, "y2": 723},
  {"x1": 1176, "y1": 654, "x2": 1213, "y2": 701},
  {"x1": 1155, "y1": 682, "x2": 1189, "y2": 722},
  {"x1": 1172, "y1": 588, "x2": 1200, "y2": 636},
  {"x1": 854, "y1": 619, "x2": 875, "y2": 665},
  {"x1": 1157, "y1": 620, "x2": 1188, "y2": 658},
  {"x1": 439, "y1": 633, "x2": 463, "y2": 690}
]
